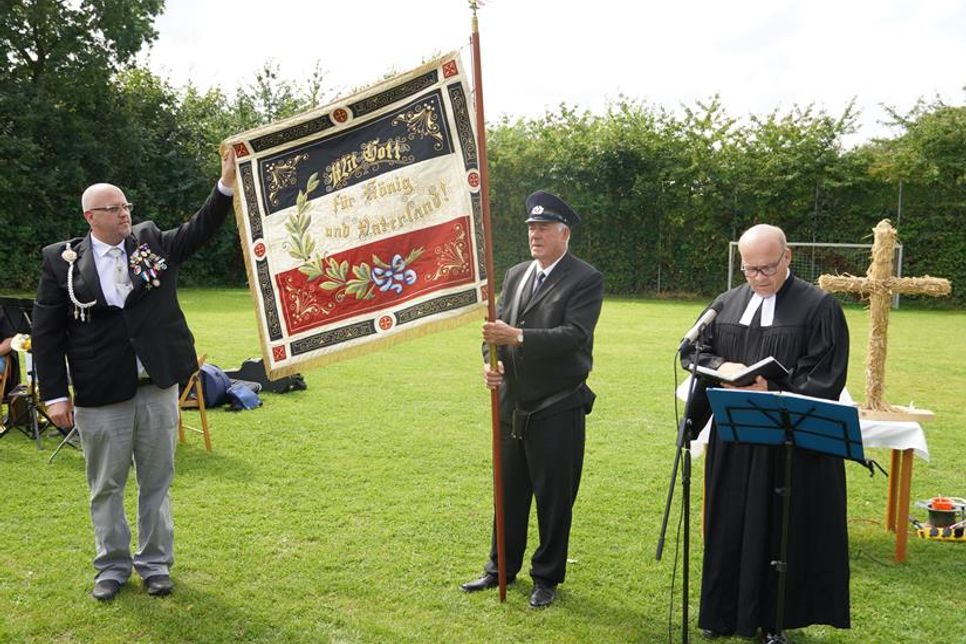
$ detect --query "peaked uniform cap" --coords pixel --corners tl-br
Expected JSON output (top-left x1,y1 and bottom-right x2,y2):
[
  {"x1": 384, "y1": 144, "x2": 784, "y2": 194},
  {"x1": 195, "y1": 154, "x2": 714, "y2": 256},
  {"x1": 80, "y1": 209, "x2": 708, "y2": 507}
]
[{"x1": 525, "y1": 190, "x2": 581, "y2": 227}]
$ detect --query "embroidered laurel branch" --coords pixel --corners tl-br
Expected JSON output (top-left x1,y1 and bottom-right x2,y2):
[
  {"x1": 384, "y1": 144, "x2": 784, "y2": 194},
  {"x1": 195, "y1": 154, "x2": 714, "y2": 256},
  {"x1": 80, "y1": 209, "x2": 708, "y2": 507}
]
[{"x1": 284, "y1": 172, "x2": 321, "y2": 264}]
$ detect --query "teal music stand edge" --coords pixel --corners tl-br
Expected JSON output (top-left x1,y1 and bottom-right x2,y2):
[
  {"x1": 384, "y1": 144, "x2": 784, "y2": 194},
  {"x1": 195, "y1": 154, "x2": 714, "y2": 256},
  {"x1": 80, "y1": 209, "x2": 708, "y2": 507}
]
[{"x1": 706, "y1": 388, "x2": 865, "y2": 463}]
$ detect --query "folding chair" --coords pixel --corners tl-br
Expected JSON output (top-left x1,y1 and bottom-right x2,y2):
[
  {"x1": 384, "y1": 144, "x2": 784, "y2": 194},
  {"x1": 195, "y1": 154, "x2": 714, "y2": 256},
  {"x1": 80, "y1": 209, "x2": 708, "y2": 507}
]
[{"x1": 178, "y1": 353, "x2": 212, "y2": 452}]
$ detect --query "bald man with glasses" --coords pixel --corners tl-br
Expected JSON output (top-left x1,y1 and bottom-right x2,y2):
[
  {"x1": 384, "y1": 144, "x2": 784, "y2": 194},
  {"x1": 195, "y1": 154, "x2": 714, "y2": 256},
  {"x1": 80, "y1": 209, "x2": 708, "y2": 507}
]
[
  {"x1": 681, "y1": 224, "x2": 852, "y2": 641},
  {"x1": 32, "y1": 148, "x2": 237, "y2": 602}
]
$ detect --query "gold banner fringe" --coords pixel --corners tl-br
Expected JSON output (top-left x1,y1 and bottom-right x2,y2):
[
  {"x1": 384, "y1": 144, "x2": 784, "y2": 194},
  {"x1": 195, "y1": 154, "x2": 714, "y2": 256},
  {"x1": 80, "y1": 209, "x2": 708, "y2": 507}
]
[{"x1": 265, "y1": 304, "x2": 485, "y2": 380}]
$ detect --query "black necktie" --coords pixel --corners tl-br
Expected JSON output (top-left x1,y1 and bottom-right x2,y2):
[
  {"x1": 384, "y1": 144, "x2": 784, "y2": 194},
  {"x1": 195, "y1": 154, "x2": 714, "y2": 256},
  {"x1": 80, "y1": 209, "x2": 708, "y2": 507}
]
[
  {"x1": 525, "y1": 271, "x2": 545, "y2": 307},
  {"x1": 532, "y1": 271, "x2": 546, "y2": 296}
]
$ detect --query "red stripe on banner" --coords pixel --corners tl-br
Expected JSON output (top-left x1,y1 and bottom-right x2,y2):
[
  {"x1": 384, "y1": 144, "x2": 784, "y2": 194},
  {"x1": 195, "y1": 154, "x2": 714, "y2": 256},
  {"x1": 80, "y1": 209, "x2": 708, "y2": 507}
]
[{"x1": 276, "y1": 216, "x2": 476, "y2": 333}]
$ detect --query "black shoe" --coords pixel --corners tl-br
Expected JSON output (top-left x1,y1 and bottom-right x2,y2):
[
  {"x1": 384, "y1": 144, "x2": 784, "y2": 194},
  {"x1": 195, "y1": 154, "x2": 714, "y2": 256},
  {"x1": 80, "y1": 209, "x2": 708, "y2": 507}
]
[
  {"x1": 460, "y1": 572, "x2": 514, "y2": 592},
  {"x1": 91, "y1": 579, "x2": 122, "y2": 601},
  {"x1": 528, "y1": 583, "x2": 556, "y2": 608},
  {"x1": 700, "y1": 629, "x2": 734, "y2": 640},
  {"x1": 143, "y1": 574, "x2": 173, "y2": 596}
]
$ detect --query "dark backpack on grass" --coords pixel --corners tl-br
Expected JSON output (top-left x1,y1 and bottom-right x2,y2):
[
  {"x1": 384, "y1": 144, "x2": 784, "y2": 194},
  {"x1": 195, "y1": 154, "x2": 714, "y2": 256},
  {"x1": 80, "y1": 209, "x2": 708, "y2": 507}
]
[
  {"x1": 223, "y1": 358, "x2": 307, "y2": 394},
  {"x1": 198, "y1": 363, "x2": 232, "y2": 407}
]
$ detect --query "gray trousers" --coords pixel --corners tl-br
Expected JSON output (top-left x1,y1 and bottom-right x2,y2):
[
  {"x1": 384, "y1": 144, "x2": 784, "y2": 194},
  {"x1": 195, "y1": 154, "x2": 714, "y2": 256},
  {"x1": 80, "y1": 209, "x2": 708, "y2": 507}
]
[{"x1": 75, "y1": 384, "x2": 179, "y2": 583}]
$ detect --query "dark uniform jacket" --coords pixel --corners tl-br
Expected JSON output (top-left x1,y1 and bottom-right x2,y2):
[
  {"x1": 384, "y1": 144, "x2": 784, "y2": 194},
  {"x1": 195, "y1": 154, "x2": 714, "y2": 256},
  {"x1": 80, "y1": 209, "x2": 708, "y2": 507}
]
[
  {"x1": 486, "y1": 252, "x2": 604, "y2": 421},
  {"x1": 32, "y1": 187, "x2": 232, "y2": 408}
]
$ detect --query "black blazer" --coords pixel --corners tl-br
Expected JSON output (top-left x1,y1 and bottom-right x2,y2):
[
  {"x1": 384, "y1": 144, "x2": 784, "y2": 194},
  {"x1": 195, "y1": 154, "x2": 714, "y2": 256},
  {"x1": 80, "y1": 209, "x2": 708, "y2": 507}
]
[
  {"x1": 486, "y1": 252, "x2": 604, "y2": 418},
  {"x1": 32, "y1": 187, "x2": 232, "y2": 407}
]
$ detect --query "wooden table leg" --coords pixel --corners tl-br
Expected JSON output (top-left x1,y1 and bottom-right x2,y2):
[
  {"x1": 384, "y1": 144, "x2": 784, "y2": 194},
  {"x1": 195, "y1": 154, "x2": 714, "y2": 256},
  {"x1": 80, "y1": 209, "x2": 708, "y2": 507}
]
[
  {"x1": 894, "y1": 449, "x2": 913, "y2": 563},
  {"x1": 885, "y1": 449, "x2": 901, "y2": 532}
]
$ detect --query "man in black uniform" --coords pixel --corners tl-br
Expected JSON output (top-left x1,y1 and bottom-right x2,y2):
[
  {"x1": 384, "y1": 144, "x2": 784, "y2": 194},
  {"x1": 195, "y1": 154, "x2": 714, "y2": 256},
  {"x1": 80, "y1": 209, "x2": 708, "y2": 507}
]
[
  {"x1": 684, "y1": 224, "x2": 851, "y2": 640},
  {"x1": 460, "y1": 191, "x2": 604, "y2": 608}
]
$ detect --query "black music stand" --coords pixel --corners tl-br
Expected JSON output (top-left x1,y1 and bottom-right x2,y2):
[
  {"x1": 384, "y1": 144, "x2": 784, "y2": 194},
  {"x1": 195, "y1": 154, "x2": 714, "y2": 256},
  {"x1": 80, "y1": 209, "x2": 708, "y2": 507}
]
[
  {"x1": 656, "y1": 341, "x2": 709, "y2": 644},
  {"x1": 0, "y1": 296, "x2": 71, "y2": 451},
  {"x1": 706, "y1": 388, "x2": 866, "y2": 644}
]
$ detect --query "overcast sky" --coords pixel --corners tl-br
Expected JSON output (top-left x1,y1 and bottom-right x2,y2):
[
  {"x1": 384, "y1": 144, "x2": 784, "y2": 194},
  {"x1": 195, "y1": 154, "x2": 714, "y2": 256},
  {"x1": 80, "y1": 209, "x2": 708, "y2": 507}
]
[{"x1": 142, "y1": 0, "x2": 965, "y2": 146}]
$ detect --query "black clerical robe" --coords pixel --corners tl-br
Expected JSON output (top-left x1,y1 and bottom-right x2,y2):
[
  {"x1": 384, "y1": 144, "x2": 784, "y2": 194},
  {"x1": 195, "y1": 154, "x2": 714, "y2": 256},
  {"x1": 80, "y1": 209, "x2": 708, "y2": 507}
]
[{"x1": 684, "y1": 273, "x2": 851, "y2": 637}]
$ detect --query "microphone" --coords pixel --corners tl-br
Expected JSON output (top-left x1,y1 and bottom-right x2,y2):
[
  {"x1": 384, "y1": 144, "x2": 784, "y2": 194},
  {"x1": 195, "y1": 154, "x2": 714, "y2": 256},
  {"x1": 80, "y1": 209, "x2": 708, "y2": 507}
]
[{"x1": 678, "y1": 301, "x2": 723, "y2": 352}]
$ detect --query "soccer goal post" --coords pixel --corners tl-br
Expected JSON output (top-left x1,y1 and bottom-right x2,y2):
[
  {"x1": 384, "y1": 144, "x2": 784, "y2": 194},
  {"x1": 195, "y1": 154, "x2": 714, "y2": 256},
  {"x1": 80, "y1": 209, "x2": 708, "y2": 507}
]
[{"x1": 727, "y1": 242, "x2": 905, "y2": 308}]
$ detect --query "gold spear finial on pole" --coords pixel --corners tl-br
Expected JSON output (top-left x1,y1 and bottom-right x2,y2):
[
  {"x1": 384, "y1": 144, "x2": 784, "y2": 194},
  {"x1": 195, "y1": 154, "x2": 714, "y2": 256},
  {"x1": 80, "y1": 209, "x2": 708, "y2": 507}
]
[{"x1": 468, "y1": 1, "x2": 483, "y2": 29}]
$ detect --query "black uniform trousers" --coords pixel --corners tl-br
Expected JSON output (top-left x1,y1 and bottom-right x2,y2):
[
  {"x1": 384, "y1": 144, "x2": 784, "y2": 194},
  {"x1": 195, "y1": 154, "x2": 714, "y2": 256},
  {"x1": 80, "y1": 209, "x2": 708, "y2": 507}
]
[{"x1": 484, "y1": 404, "x2": 585, "y2": 586}]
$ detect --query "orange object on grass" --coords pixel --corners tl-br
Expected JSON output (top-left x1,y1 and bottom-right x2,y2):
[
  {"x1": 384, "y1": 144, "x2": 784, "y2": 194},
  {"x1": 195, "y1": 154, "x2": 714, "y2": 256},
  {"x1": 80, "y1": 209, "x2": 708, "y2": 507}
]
[{"x1": 931, "y1": 497, "x2": 954, "y2": 511}]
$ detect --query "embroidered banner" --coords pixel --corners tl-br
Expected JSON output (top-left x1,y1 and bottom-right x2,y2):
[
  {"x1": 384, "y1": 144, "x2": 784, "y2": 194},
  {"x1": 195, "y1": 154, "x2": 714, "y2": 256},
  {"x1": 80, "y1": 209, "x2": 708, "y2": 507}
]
[{"x1": 224, "y1": 53, "x2": 487, "y2": 378}]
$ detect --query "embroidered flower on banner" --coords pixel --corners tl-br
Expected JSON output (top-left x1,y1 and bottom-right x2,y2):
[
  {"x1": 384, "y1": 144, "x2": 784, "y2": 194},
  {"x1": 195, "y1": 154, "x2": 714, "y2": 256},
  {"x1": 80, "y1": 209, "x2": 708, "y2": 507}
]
[
  {"x1": 372, "y1": 254, "x2": 417, "y2": 294},
  {"x1": 311, "y1": 247, "x2": 424, "y2": 302},
  {"x1": 130, "y1": 243, "x2": 167, "y2": 289}
]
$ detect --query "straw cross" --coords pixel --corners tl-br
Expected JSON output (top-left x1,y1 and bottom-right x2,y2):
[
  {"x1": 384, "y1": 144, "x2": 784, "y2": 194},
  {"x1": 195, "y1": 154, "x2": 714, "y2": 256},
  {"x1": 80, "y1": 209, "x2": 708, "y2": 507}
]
[{"x1": 818, "y1": 219, "x2": 950, "y2": 416}]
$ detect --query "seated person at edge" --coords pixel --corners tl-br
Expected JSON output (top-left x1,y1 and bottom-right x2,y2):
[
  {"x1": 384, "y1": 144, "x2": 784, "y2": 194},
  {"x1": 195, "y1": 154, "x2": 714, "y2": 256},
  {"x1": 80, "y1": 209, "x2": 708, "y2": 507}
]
[
  {"x1": 31, "y1": 147, "x2": 237, "y2": 602},
  {"x1": 0, "y1": 309, "x2": 20, "y2": 397},
  {"x1": 682, "y1": 224, "x2": 851, "y2": 640},
  {"x1": 460, "y1": 190, "x2": 604, "y2": 609}
]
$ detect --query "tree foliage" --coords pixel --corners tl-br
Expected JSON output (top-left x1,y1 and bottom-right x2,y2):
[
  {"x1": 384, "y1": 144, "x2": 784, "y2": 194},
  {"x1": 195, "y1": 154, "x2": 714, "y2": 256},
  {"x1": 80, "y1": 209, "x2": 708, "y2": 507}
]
[
  {"x1": 0, "y1": 4, "x2": 962, "y2": 307},
  {"x1": 861, "y1": 100, "x2": 966, "y2": 299},
  {"x1": 487, "y1": 97, "x2": 964, "y2": 305},
  {"x1": 0, "y1": 2, "x2": 326, "y2": 289},
  {"x1": 0, "y1": 0, "x2": 165, "y2": 288}
]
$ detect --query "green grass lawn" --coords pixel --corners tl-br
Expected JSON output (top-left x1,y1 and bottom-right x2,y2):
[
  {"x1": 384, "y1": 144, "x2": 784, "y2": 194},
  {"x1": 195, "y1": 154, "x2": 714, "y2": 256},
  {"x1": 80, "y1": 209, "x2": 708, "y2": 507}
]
[{"x1": 1, "y1": 290, "x2": 963, "y2": 643}]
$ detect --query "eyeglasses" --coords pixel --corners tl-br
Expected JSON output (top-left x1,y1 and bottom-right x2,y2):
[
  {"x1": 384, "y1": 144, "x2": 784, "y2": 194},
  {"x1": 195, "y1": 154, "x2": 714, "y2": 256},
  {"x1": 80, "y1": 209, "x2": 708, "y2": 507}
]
[
  {"x1": 740, "y1": 249, "x2": 787, "y2": 277},
  {"x1": 89, "y1": 203, "x2": 134, "y2": 215}
]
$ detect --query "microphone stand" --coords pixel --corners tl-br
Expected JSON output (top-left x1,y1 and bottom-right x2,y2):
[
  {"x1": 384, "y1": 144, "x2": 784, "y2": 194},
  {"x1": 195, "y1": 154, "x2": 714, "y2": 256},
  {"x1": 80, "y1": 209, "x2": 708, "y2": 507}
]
[{"x1": 657, "y1": 340, "x2": 707, "y2": 644}]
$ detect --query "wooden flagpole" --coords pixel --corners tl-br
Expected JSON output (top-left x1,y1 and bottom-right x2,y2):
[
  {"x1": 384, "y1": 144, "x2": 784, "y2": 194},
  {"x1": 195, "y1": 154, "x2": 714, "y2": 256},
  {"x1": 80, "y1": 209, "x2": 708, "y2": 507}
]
[{"x1": 469, "y1": 0, "x2": 507, "y2": 603}]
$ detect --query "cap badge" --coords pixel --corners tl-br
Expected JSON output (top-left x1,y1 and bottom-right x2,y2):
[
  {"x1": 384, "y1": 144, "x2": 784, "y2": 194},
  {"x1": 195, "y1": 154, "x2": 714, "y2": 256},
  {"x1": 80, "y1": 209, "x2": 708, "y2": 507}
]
[{"x1": 530, "y1": 205, "x2": 544, "y2": 215}]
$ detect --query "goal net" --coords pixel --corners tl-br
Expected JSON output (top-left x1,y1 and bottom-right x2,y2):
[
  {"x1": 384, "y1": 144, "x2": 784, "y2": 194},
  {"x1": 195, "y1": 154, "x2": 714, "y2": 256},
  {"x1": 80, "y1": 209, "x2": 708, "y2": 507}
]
[{"x1": 727, "y1": 242, "x2": 905, "y2": 307}]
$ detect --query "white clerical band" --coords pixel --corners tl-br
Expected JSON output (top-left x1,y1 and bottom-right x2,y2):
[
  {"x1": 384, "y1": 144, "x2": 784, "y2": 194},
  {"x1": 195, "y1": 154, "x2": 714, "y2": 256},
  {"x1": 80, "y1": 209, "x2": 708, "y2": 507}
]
[{"x1": 739, "y1": 294, "x2": 776, "y2": 327}]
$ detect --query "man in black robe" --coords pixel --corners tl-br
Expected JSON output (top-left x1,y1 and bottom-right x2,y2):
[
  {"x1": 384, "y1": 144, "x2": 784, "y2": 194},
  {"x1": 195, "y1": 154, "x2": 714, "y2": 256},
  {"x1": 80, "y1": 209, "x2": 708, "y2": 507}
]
[{"x1": 683, "y1": 224, "x2": 850, "y2": 640}]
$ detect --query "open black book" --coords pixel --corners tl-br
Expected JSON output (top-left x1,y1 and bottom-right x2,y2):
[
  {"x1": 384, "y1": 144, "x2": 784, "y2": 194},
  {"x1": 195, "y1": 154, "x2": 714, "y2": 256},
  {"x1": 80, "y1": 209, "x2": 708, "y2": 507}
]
[{"x1": 694, "y1": 356, "x2": 790, "y2": 387}]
